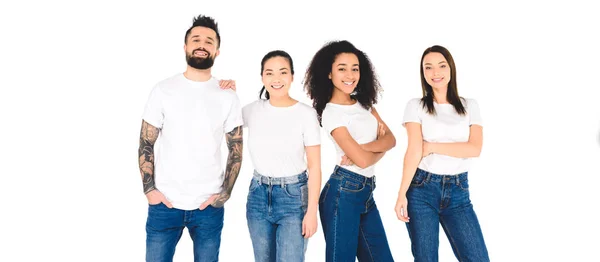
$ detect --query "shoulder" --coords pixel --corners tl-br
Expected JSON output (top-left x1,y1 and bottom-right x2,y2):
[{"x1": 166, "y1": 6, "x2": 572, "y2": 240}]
[
  {"x1": 242, "y1": 99, "x2": 265, "y2": 113},
  {"x1": 322, "y1": 103, "x2": 344, "y2": 118},
  {"x1": 152, "y1": 73, "x2": 183, "y2": 92},
  {"x1": 295, "y1": 101, "x2": 318, "y2": 115},
  {"x1": 461, "y1": 97, "x2": 480, "y2": 109},
  {"x1": 407, "y1": 97, "x2": 423, "y2": 106}
]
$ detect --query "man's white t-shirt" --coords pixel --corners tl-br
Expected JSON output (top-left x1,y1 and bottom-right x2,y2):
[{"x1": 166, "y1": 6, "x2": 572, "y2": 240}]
[
  {"x1": 402, "y1": 97, "x2": 483, "y2": 175},
  {"x1": 321, "y1": 102, "x2": 378, "y2": 177},
  {"x1": 242, "y1": 99, "x2": 321, "y2": 177},
  {"x1": 142, "y1": 74, "x2": 243, "y2": 210}
]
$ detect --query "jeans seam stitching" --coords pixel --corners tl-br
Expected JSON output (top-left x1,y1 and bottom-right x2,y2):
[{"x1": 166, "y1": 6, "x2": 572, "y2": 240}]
[
  {"x1": 359, "y1": 225, "x2": 375, "y2": 261},
  {"x1": 440, "y1": 216, "x2": 464, "y2": 261}
]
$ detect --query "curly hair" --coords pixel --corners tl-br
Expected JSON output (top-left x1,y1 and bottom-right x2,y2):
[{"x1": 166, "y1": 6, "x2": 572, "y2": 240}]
[{"x1": 303, "y1": 40, "x2": 381, "y2": 125}]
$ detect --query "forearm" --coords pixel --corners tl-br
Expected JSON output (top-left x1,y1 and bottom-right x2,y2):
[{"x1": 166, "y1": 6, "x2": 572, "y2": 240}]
[
  {"x1": 138, "y1": 121, "x2": 159, "y2": 194},
  {"x1": 399, "y1": 150, "x2": 422, "y2": 195},
  {"x1": 306, "y1": 167, "x2": 321, "y2": 214},
  {"x1": 431, "y1": 142, "x2": 480, "y2": 158},
  {"x1": 361, "y1": 133, "x2": 396, "y2": 153},
  {"x1": 213, "y1": 126, "x2": 243, "y2": 207}
]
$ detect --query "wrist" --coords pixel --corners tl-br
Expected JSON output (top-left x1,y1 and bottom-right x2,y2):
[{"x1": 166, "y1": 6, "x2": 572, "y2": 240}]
[
  {"x1": 306, "y1": 205, "x2": 318, "y2": 215},
  {"x1": 144, "y1": 186, "x2": 156, "y2": 195}
]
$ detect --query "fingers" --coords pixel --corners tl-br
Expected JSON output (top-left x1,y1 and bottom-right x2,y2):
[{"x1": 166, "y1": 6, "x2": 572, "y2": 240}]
[
  {"x1": 218, "y1": 80, "x2": 236, "y2": 91},
  {"x1": 341, "y1": 155, "x2": 354, "y2": 166},
  {"x1": 399, "y1": 205, "x2": 410, "y2": 222},
  {"x1": 199, "y1": 194, "x2": 219, "y2": 210},
  {"x1": 302, "y1": 222, "x2": 306, "y2": 237},
  {"x1": 303, "y1": 225, "x2": 316, "y2": 238},
  {"x1": 161, "y1": 195, "x2": 173, "y2": 208}
]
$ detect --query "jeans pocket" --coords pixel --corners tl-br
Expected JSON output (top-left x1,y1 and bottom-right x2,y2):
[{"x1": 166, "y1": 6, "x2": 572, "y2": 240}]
[
  {"x1": 340, "y1": 179, "x2": 365, "y2": 192},
  {"x1": 284, "y1": 182, "x2": 305, "y2": 197},
  {"x1": 248, "y1": 179, "x2": 260, "y2": 193},
  {"x1": 410, "y1": 172, "x2": 427, "y2": 187},
  {"x1": 458, "y1": 177, "x2": 470, "y2": 191}
]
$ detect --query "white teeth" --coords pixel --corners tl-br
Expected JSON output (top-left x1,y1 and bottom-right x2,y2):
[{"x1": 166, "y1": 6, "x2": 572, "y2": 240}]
[
  {"x1": 271, "y1": 85, "x2": 283, "y2": 89},
  {"x1": 343, "y1": 81, "x2": 353, "y2": 85}
]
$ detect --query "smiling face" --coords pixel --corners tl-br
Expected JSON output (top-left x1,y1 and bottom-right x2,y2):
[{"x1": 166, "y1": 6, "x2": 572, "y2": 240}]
[
  {"x1": 422, "y1": 52, "x2": 451, "y2": 91},
  {"x1": 329, "y1": 52, "x2": 360, "y2": 95},
  {"x1": 184, "y1": 26, "x2": 220, "y2": 70},
  {"x1": 262, "y1": 56, "x2": 293, "y2": 99}
]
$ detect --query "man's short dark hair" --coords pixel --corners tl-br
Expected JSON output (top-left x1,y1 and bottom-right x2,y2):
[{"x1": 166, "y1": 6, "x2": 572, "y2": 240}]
[{"x1": 184, "y1": 15, "x2": 220, "y2": 48}]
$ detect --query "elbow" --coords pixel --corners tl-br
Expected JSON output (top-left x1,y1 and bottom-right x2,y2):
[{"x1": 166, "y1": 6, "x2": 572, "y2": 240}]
[
  {"x1": 471, "y1": 143, "x2": 482, "y2": 157},
  {"x1": 354, "y1": 158, "x2": 370, "y2": 169}
]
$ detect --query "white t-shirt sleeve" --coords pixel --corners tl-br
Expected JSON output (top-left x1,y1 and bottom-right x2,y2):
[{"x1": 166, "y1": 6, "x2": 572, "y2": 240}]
[
  {"x1": 142, "y1": 85, "x2": 164, "y2": 129},
  {"x1": 321, "y1": 107, "x2": 349, "y2": 135},
  {"x1": 466, "y1": 98, "x2": 483, "y2": 126},
  {"x1": 303, "y1": 108, "x2": 321, "y2": 146},
  {"x1": 224, "y1": 93, "x2": 244, "y2": 133},
  {"x1": 241, "y1": 102, "x2": 252, "y2": 128},
  {"x1": 402, "y1": 98, "x2": 422, "y2": 126}
]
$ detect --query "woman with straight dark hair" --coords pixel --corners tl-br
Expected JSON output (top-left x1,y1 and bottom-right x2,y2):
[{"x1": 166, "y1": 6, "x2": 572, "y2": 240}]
[
  {"x1": 305, "y1": 40, "x2": 396, "y2": 262},
  {"x1": 241, "y1": 50, "x2": 322, "y2": 262},
  {"x1": 396, "y1": 45, "x2": 490, "y2": 261}
]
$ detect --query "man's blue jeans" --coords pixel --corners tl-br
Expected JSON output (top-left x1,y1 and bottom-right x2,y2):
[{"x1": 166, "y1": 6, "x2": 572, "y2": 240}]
[
  {"x1": 405, "y1": 168, "x2": 490, "y2": 262},
  {"x1": 145, "y1": 203, "x2": 224, "y2": 262},
  {"x1": 319, "y1": 165, "x2": 394, "y2": 262}
]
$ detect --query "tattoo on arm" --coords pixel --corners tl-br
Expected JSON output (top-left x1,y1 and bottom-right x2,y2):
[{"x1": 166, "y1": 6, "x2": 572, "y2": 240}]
[
  {"x1": 213, "y1": 126, "x2": 243, "y2": 207},
  {"x1": 138, "y1": 120, "x2": 160, "y2": 194}
]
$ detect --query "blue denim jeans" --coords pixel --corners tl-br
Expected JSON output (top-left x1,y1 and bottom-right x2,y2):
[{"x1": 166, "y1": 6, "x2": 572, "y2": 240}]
[
  {"x1": 406, "y1": 168, "x2": 489, "y2": 262},
  {"x1": 145, "y1": 203, "x2": 224, "y2": 262},
  {"x1": 319, "y1": 165, "x2": 394, "y2": 262},
  {"x1": 246, "y1": 170, "x2": 309, "y2": 262}
]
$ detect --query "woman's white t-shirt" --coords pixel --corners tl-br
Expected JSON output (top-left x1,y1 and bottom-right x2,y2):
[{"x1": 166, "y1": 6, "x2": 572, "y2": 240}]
[
  {"x1": 321, "y1": 102, "x2": 378, "y2": 177},
  {"x1": 402, "y1": 97, "x2": 483, "y2": 175},
  {"x1": 242, "y1": 99, "x2": 321, "y2": 177}
]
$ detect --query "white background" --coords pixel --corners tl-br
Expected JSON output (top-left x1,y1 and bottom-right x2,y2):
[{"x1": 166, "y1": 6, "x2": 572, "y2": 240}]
[{"x1": 1, "y1": 0, "x2": 599, "y2": 261}]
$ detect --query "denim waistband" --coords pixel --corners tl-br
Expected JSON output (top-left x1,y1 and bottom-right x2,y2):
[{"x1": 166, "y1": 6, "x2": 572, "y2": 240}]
[
  {"x1": 332, "y1": 165, "x2": 376, "y2": 184},
  {"x1": 415, "y1": 168, "x2": 468, "y2": 183},
  {"x1": 252, "y1": 170, "x2": 308, "y2": 186}
]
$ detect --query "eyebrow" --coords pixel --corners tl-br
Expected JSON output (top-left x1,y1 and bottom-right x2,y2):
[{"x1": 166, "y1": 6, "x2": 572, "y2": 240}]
[
  {"x1": 190, "y1": 35, "x2": 215, "y2": 42},
  {"x1": 424, "y1": 61, "x2": 448, "y2": 65},
  {"x1": 337, "y1": 63, "x2": 359, "y2": 66},
  {"x1": 264, "y1": 68, "x2": 289, "y2": 71}
]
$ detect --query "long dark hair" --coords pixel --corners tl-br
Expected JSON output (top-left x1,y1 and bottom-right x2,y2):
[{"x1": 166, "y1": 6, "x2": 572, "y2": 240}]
[
  {"x1": 420, "y1": 45, "x2": 466, "y2": 115},
  {"x1": 259, "y1": 50, "x2": 295, "y2": 100},
  {"x1": 304, "y1": 40, "x2": 380, "y2": 124}
]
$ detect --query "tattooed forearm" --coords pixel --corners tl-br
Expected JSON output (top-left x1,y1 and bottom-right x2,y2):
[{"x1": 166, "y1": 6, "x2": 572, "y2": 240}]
[
  {"x1": 213, "y1": 126, "x2": 243, "y2": 207},
  {"x1": 138, "y1": 120, "x2": 160, "y2": 194}
]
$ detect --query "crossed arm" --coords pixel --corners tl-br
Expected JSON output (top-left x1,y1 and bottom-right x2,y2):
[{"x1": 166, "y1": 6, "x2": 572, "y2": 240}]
[{"x1": 335, "y1": 107, "x2": 396, "y2": 168}]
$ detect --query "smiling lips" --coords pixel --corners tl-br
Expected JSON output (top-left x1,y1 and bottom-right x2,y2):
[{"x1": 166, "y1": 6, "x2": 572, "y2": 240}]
[
  {"x1": 271, "y1": 84, "x2": 284, "y2": 89},
  {"x1": 343, "y1": 81, "x2": 355, "y2": 86},
  {"x1": 194, "y1": 50, "x2": 208, "y2": 57},
  {"x1": 431, "y1": 77, "x2": 444, "y2": 83}
]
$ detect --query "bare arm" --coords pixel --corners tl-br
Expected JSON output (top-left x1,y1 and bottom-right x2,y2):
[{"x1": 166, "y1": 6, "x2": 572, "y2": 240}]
[
  {"x1": 305, "y1": 145, "x2": 321, "y2": 215},
  {"x1": 331, "y1": 127, "x2": 385, "y2": 169},
  {"x1": 426, "y1": 125, "x2": 483, "y2": 158},
  {"x1": 212, "y1": 126, "x2": 243, "y2": 208},
  {"x1": 361, "y1": 107, "x2": 396, "y2": 153},
  {"x1": 138, "y1": 120, "x2": 160, "y2": 194},
  {"x1": 399, "y1": 123, "x2": 423, "y2": 195}
]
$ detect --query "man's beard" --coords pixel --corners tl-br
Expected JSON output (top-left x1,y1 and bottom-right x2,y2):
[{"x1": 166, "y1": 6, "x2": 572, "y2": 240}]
[{"x1": 186, "y1": 49, "x2": 215, "y2": 70}]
